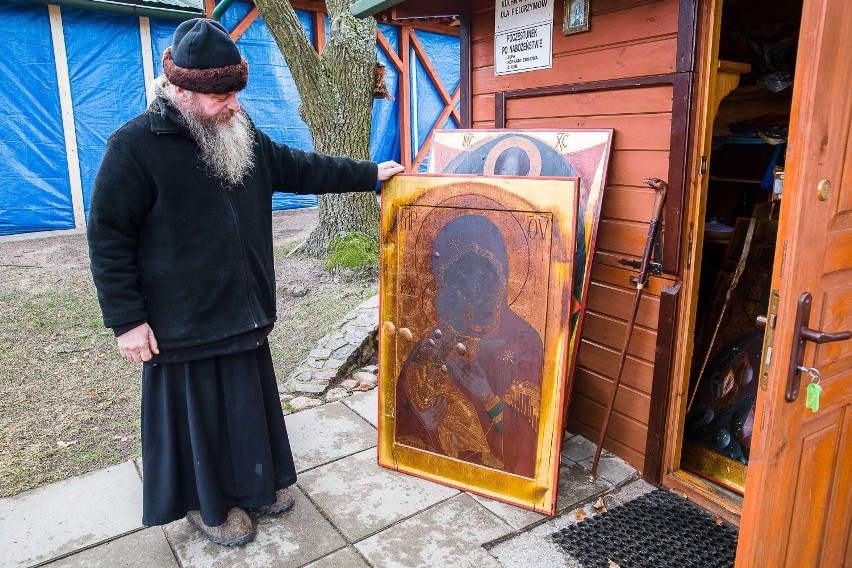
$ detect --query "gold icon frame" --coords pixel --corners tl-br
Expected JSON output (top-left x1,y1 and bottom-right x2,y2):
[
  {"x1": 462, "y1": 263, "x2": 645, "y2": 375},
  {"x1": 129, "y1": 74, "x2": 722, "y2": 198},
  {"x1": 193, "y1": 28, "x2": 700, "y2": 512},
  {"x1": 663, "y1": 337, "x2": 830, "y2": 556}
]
[{"x1": 378, "y1": 174, "x2": 579, "y2": 514}]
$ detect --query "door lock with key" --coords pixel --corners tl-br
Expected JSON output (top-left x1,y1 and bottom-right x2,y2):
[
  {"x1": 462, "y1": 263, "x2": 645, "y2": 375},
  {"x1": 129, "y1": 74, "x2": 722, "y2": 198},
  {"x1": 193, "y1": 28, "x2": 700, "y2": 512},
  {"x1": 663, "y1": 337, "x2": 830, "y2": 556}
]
[
  {"x1": 757, "y1": 291, "x2": 851, "y2": 404},
  {"x1": 785, "y1": 292, "x2": 851, "y2": 402}
]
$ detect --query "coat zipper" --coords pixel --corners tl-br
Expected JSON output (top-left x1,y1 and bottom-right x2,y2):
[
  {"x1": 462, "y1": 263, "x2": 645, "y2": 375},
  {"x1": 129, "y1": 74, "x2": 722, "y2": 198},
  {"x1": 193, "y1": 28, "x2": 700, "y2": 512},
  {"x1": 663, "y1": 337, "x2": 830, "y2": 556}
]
[{"x1": 222, "y1": 188, "x2": 259, "y2": 329}]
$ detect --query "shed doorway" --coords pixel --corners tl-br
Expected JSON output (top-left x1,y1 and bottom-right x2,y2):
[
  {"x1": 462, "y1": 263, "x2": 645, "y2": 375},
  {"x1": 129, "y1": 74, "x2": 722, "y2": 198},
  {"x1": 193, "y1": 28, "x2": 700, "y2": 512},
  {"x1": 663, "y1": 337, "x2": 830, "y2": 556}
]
[{"x1": 669, "y1": 0, "x2": 803, "y2": 520}]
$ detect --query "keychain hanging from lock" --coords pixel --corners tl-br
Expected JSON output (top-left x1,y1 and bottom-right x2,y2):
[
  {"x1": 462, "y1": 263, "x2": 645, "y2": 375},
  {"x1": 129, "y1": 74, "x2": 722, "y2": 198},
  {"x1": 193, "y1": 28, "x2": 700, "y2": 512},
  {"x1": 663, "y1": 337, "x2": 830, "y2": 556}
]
[{"x1": 799, "y1": 366, "x2": 821, "y2": 413}]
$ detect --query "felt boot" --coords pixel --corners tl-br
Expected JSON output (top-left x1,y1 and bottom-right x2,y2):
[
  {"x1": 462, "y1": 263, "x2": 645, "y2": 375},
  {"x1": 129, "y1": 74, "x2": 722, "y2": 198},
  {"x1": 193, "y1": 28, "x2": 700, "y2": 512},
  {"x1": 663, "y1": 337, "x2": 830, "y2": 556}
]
[
  {"x1": 251, "y1": 487, "x2": 295, "y2": 515},
  {"x1": 186, "y1": 507, "x2": 255, "y2": 546}
]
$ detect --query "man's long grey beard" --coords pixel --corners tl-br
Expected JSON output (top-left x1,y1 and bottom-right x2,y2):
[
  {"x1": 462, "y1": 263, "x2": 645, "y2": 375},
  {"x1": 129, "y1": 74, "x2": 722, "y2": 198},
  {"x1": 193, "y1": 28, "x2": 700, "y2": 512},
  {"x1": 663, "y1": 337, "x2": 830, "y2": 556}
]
[
  {"x1": 156, "y1": 78, "x2": 255, "y2": 187},
  {"x1": 183, "y1": 105, "x2": 255, "y2": 187}
]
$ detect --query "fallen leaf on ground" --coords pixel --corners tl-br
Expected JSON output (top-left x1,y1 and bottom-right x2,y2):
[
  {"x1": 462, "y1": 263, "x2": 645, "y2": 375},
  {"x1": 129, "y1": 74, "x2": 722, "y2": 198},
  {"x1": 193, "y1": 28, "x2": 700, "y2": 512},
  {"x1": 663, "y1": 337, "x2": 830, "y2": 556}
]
[
  {"x1": 574, "y1": 508, "x2": 587, "y2": 521},
  {"x1": 593, "y1": 496, "x2": 607, "y2": 513},
  {"x1": 57, "y1": 440, "x2": 78, "y2": 448},
  {"x1": 608, "y1": 559, "x2": 621, "y2": 567},
  {"x1": 713, "y1": 515, "x2": 724, "y2": 526}
]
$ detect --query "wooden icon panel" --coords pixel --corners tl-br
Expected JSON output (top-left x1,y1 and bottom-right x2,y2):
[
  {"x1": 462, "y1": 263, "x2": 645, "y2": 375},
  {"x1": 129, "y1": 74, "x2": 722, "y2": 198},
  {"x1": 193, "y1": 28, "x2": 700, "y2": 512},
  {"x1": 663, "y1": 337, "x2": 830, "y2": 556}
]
[{"x1": 379, "y1": 175, "x2": 578, "y2": 513}]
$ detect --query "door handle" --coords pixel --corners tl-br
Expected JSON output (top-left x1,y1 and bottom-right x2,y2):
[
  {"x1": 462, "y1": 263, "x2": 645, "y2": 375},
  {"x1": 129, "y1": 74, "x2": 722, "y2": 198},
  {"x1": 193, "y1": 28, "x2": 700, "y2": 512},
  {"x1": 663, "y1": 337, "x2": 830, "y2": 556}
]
[
  {"x1": 799, "y1": 326, "x2": 852, "y2": 344},
  {"x1": 779, "y1": 292, "x2": 851, "y2": 402}
]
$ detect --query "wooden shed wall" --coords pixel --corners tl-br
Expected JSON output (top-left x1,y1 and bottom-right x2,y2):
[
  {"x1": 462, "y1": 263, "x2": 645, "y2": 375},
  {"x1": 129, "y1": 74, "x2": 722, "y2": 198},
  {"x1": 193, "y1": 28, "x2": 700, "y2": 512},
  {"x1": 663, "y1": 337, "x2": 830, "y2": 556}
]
[{"x1": 467, "y1": 0, "x2": 682, "y2": 471}]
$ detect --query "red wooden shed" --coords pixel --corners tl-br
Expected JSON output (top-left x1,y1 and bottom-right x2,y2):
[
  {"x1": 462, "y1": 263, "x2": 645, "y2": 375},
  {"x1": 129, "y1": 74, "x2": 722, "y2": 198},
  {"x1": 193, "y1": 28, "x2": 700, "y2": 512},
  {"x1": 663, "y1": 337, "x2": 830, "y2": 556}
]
[{"x1": 354, "y1": 0, "x2": 851, "y2": 565}]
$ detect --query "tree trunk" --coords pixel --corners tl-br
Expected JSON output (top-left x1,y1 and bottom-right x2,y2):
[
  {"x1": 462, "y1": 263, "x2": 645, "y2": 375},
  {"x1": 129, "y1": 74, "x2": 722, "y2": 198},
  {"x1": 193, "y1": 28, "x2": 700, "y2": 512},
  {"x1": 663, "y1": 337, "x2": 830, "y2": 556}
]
[{"x1": 252, "y1": 0, "x2": 380, "y2": 255}]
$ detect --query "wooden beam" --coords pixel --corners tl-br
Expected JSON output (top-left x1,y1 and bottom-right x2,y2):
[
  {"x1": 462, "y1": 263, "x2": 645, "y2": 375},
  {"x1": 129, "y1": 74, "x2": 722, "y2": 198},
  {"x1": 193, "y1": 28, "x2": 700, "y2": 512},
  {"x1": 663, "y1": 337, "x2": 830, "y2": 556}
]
[
  {"x1": 494, "y1": 91, "x2": 505, "y2": 128},
  {"x1": 643, "y1": 281, "x2": 681, "y2": 484},
  {"x1": 312, "y1": 10, "x2": 326, "y2": 54},
  {"x1": 399, "y1": 27, "x2": 412, "y2": 169},
  {"x1": 377, "y1": 27, "x2": 403, "y2": 70},
  {"x1": 48, "y1": 5, "x2": 85, "y2": 229},
  {"x1": 410, "y1": 132, "x2": 432, "y2": 172},
  {"x1": 676, "y1": 0, "x2": 699, "y2": 73},
  {"x1": 663, "y1": 72, "x2": 692, "y2": 274},
  {"x1": 657, "y1": 0, "x2": 699, "y2": 273},
  {"x1": 205, "y1": 0, "x2": 215, "y2": 18},
  {"x1": 409, "y1": 29, "x2": 453, "y2": 107},
  {"x1": 139, "y1": 17, "x2": 155, "y2": 106},
  {"x1": 449, "y1": 104, "x2": 460, "y2": 125},
  {"x1": 230, "y1": 7, "x2": 258, "y2": 41},
  {"x1": 387, "y1": 18, "x2": 460, "y2": 36},
  {"x1": 288, "y1": 0, "x2": 327, "y2": 12},
  {"x1": 501, "y1": 74, "x2": 679, "y2": 101},
  {"x1": 459, "y1": 14, "x2": 471, "y2": 129},
  {"x1": 410, "y1": 87, "x2": 460, "y2": 171}
]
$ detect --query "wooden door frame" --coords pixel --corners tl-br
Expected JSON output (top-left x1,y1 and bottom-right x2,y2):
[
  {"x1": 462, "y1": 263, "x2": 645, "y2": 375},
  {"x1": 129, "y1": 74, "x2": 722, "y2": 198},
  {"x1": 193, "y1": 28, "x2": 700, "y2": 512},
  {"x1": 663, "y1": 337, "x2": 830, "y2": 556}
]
[
  {"x1": 660, "y1": 0, "x2": 749, "y2": 524},
  {"x1": 661, "y1": 0, "x2": 822, "y2": 527}
]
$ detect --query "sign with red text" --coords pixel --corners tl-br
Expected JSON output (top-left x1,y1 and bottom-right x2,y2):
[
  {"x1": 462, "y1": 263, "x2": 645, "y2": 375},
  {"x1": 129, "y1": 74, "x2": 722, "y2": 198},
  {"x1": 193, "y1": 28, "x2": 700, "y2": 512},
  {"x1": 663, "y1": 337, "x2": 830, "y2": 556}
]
[{"x1": 494, "y1": 0, "x2": 554, "y2": 75}]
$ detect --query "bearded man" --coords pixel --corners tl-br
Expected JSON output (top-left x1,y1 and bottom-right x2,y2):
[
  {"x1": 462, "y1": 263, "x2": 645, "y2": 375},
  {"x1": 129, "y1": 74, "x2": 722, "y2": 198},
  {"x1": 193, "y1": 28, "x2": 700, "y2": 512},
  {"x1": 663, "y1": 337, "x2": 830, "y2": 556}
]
[{"x1": 87, "y1": 18, "x2": 403, "y2": 546}]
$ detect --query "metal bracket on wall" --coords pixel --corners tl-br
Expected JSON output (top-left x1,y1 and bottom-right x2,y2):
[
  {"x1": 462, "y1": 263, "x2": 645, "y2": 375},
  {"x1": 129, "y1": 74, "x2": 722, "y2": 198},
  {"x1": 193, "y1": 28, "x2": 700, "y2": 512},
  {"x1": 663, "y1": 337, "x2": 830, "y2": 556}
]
[{"x1": 620, "y1": 259, "x2": 663, "y2": 285}]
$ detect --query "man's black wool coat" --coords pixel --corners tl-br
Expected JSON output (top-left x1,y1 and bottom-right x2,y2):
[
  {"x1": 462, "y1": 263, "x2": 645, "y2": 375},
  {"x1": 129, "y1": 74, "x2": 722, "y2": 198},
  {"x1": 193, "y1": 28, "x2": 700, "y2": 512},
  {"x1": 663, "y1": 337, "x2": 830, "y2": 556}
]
[{"x1": 87, "y1": 99, "x2": 378, "y2": 351}]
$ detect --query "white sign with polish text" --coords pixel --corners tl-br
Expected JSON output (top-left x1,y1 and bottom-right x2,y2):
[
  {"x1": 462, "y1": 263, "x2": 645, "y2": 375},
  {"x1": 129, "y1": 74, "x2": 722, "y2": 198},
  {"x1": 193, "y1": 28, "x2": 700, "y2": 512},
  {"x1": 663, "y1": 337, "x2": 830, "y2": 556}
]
[{"x1": 494, "y1": 0, "x2": 554, "y2": 75}]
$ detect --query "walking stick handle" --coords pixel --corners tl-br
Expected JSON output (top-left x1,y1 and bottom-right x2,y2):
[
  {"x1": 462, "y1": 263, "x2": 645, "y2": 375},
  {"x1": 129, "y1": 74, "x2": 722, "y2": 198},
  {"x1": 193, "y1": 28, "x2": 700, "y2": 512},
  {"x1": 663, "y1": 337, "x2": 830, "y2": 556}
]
[
  {"x1": 643, "y1": 178, "x2": 668, "y2": 223},
  {"x1": 634, "y1": 178, "x2": 668, "y2": 288}
]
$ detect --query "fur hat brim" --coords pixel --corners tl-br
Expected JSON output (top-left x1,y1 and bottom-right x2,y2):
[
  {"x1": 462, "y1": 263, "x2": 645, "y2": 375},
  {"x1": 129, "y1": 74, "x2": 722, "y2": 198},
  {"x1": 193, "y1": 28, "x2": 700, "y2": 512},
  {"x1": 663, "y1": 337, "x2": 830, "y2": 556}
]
[{"x1": 163, "y1": 47, "x2": 248, "y2": 94}]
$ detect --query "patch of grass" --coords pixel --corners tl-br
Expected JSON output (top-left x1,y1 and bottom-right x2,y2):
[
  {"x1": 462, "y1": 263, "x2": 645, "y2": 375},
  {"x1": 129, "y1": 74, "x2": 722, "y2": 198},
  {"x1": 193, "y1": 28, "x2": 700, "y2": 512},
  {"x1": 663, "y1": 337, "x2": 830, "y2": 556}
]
[
  {"x1": 72, "y1": 449, "x2": 107, "y2": 465},
  {"x1": 0, "y1": 269, "x2": 140, "y2": 497},
  {"x1": 268, "y1": 284, "x2": 374, "y2": 381},
  {"x1": 274, "y1": 239, "x2": 305, "y2": 260},
  {"x1": 359, "y1": 285, "x2": 378, "y2": 299},
  {"x1": 324, "y1": 231, "x2": 379, "y2": 272}
]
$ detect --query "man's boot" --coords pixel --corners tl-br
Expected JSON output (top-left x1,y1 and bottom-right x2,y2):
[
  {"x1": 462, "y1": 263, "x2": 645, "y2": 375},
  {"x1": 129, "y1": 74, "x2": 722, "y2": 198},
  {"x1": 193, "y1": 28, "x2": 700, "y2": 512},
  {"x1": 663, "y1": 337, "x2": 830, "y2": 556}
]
[
  {"x1": 250, "y1": 487, "x2": 295, "y2": 515},
  {"x1": 186, "y1": 507, "x2": 255, "y2": 546}
]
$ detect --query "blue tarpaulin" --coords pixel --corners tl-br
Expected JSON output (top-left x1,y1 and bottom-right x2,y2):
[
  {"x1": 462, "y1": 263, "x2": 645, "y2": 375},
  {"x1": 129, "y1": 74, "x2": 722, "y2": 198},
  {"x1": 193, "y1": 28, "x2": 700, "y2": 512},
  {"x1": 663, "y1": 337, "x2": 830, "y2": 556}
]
[
  {"x1": 0, "y1": 2, "x2": 459, "y2": 235},
  {"x1": 371, "y1": 23, "x2": 401, "y2": 166},
  {"x1": 0, "y1": 0, "x2": 75, "y2": 235},
  {"x1": 411, "y1": 29, "x2": 459, "y2": 171},
  {"x1": 63, "y1": 7, "x2": 148, "y2": 219}
]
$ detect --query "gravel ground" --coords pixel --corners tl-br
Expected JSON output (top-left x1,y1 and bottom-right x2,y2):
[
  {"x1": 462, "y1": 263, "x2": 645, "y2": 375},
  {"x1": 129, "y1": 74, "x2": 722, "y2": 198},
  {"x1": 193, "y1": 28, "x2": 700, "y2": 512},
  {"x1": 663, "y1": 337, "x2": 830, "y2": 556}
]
[{"x1": 0, "y1": 208, "x2": 377, "y2": 497}]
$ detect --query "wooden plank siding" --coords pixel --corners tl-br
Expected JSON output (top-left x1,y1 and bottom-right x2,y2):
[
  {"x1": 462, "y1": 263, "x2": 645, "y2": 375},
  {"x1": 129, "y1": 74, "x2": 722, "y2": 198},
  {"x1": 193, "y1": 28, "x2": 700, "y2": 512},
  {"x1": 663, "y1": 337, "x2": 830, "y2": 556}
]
[{"x1": 466, "y1": 0, "x2": 681, "y2": 471}]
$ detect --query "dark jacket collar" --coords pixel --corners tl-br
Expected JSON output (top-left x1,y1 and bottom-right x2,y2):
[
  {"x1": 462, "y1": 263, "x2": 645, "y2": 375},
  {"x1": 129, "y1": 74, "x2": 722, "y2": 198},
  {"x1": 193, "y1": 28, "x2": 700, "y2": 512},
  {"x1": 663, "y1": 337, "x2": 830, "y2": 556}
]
[{"x1": 148, "y1": 96, "x2": 192, "y2": 138}]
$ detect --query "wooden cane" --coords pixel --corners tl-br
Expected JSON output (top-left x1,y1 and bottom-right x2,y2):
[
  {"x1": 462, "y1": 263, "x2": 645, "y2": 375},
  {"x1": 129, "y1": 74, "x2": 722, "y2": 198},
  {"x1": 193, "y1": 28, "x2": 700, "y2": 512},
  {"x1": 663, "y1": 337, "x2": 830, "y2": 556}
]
[{"x1": 588, "y1": 178, "x2": 667, "y2": 482}]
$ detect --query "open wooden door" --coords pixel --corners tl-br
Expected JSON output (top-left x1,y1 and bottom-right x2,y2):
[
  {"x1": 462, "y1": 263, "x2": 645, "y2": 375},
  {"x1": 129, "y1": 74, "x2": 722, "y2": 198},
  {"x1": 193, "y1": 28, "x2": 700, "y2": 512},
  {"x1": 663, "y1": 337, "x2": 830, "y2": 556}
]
[{"x1": 736, "y1": 0, "x2": 852, "y2": 565}]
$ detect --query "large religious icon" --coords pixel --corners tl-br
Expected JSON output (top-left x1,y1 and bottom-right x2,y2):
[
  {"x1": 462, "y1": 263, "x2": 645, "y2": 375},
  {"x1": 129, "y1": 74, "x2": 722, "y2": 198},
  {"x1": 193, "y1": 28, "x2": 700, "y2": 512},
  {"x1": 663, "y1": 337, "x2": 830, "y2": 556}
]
[
  {"x1": 681, "y1": 217, "x2": 778, "y2": 493},
  {"x1": 428, "y1": 129, "x2": 613, "y2": 389},
  {"x1": 379, "y1": 174, "x2": 579, "y2": 513}
]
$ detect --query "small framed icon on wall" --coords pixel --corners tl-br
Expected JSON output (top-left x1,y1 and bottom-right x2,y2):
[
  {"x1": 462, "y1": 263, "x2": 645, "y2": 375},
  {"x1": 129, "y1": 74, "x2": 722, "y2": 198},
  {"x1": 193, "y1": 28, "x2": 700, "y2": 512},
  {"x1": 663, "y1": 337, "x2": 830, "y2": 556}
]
[{"x1": 563, "y1": 0, "x2": 590, "y2": 35}]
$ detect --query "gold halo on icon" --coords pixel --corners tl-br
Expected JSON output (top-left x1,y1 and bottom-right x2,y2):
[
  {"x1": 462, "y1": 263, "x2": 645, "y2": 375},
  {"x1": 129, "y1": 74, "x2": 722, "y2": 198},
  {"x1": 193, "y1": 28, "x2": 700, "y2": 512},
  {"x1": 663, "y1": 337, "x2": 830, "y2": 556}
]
[{"x1": 483, "y1": 137, "x2": 542, "y2": 177}]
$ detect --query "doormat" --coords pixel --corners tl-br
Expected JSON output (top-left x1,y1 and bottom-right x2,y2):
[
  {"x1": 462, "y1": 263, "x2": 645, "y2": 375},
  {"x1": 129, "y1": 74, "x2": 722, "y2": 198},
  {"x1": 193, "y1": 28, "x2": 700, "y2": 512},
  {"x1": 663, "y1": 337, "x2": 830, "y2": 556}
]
[{"x1": 551, "y1": 489, "x2": 738, "y2": 568}]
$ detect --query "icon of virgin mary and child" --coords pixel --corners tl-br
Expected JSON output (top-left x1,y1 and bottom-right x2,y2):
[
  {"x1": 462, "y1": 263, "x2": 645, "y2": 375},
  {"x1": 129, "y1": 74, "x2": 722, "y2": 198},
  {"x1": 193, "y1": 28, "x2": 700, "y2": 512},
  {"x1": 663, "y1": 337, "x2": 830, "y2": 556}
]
[{"x1": 395, "y1": 215, "x2": 544, "y2": 479}]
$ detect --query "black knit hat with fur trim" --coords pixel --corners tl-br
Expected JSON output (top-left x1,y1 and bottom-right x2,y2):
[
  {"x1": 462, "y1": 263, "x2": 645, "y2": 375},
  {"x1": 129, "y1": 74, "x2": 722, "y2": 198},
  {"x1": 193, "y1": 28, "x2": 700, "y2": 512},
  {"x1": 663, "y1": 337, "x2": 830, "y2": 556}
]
[{"x1": 163, "y1": 18, "x2": 248, "y2": 94}]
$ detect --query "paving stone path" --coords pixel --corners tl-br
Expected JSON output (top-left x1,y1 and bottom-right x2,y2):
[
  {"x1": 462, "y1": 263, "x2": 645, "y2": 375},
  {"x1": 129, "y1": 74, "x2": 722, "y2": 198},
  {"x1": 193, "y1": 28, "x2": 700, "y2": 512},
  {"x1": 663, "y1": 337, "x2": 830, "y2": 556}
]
[{"x1": 281, "y1": 295, "x2": 380, "y2": 399}]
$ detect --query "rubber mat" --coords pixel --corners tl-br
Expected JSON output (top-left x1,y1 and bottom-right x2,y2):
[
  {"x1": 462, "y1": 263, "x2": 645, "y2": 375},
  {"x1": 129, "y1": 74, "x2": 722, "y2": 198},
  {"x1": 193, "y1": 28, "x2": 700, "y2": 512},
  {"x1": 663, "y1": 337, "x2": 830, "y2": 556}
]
[{"x1": 551, "y1": 489, "x2": 738, "y2": 568}]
